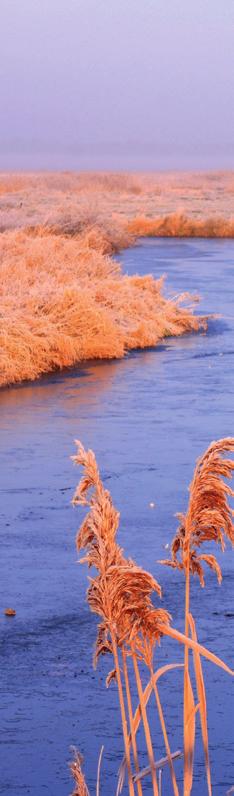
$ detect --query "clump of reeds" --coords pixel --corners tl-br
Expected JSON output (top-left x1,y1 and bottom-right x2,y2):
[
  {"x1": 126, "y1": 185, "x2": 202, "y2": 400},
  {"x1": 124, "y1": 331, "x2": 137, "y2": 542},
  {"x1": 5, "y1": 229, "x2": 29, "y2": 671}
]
[
  {"x1": 72, "y1": 440, "x2": 234, "y2": 795},
  {"x1": 127, "y1": 214, "x2": 234, "y2": 238},
  {"x1": 0, "y1": 228, "x2": 206, "y2": 388},
  {"x1": 160, "y1": 438, "x2": 234, "y2": 795}
]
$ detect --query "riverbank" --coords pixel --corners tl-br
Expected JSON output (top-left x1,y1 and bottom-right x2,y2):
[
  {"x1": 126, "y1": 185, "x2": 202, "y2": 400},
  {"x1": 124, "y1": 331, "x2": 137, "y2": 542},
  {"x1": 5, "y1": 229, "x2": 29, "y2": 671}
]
[
  {"x1": 1, "y1": 170, "x2": 233, "y2": 388},
  {"x1": 0, "y1": 226, "x2": 206, "y2": 387}
]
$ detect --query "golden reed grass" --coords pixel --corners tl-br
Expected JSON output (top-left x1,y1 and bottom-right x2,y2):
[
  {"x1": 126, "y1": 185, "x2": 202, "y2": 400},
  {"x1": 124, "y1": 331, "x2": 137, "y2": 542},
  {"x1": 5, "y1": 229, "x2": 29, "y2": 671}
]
[
  {"x1": 0, "y1": 172, "x2": 234, "y2": 232},
  {"x1": 160, "y1": 438, "x2": 234, "y2": 796},
  {"x1": 1, "y1": 170, "x2": 233, "y2": 389},
  {"x1": 0, "y1": 227, "x2": 206, "y2": 388},
  {"x1": 127, "y1": 214, "x2": 234, "y2": 238},
  {"x1": 71, "y1": 440, "x2": 234, "y2": 795}
]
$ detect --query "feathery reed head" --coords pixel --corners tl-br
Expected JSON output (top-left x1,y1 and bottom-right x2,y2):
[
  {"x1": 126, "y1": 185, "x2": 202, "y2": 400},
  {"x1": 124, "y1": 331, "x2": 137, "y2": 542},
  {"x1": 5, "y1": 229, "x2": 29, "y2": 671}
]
[
  {"x1": 161, "y1": 438, "x2": 234, "y2": 585},
  {"x1": 69, "y1": 750, "x2": 90, "y2": 796},
  {"x1": 72, "y1": 441, "x2": 123, "y2": 572},
  {"x1": 72, "y1": 442, "x2": 172, "y2": 665}
]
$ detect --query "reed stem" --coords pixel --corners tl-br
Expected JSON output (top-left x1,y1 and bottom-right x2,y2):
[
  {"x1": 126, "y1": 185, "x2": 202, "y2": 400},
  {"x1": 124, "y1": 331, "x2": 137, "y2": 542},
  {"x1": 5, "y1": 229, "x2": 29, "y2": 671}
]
[
  {"x1": 132, "y1": 648, "x2": 159, "y2": 796},
  {"x1": 122, "y1": 648, "x2": 143, "y2": 796},
  {"x1": 96, "y1": 745, "x2": 104, "y2": 796},
  {"x1": 111, "y1": 631, "x2": 135, "y2": 796},
  {"x1": 150, "y1": 666, "x2": 179, "y2": 796},
  {"x1": 184, "y1": 552, "x2": 191, "y2": 796},
  {"x1": 159, "y1": 769, "x2": 162, "y2": 796}
]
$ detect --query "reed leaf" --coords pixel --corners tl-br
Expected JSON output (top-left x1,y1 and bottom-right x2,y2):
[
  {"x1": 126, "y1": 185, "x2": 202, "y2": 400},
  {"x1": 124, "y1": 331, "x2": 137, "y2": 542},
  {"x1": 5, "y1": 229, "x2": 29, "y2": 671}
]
[
  {"x1": 96, "y1": 746, "x2": 104, "y2": 796},
  {"x1": 118, "y1": 664, "x2": 183, "y2": 792},
  {"x1": 188, "y1": 613, "x2": 212, "y2": 796},
  {"x1": 122, "y1": 649, "x2": 143, "y2": 796},
  {"x1": 132, "y1": 751, "x2": 183, "y2": 784},
  {"x1": 157, "y1": 623, "x2": 234, "y2": 676},
  {"x1": 183, "y1": 668, "x2": 197, "y2": 795},
  {"x1": 150, "y1": 671, "x2": 180, "y2": 796},
  {"x1": 132, "y1": 649, "x2": 159, "y2": 796}
]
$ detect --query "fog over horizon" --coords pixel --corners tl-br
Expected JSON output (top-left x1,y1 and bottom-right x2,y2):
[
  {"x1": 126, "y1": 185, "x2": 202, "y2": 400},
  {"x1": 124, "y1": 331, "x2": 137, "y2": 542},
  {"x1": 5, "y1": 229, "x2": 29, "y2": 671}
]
[{"x1": 1, "y1": 0, "x2": 234, "y2": 172}]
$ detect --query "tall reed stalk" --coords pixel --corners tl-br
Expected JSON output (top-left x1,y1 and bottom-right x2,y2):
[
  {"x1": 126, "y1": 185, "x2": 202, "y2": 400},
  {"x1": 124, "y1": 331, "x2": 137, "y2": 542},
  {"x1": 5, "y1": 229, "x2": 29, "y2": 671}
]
[
  {"x1": 132, "y1": 649, "x2": 159, "y2": 796},
  {"x1": 161, "y1": 437, "x2": 234, "y2": 795},
  {"x1": 149, "y1": 665, "x2": 179, "y2": 796},
  {"x1": 184, "y1": 545, "x2": 192, "y2": 796},
  {"x1": 111, "y1": 634, "x2": 135, "y2": 796},
  {"x1": 122, "y1": 649, "x2": 143, "y2": 796}
]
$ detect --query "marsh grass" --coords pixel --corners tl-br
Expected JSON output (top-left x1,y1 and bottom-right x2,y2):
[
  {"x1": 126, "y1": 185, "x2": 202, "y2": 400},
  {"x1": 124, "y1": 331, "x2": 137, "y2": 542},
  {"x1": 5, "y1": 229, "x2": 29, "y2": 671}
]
[
  {"x1": 1, "y1": 169, "x2": 233, "y2": 388},
  {"x1": 71, "y1": 440, "x2": 234, "y2": 795},
  {"x1": 0, "y1": 228, "x2": 206, "y2": 387},
  {"x1": 127, "y1": 214, "x2": 234, "y2": 238}
]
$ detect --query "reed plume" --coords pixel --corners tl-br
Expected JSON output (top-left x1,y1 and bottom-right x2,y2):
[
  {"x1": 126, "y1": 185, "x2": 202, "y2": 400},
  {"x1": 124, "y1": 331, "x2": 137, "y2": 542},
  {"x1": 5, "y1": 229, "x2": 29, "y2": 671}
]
[
  {"x1": 160, "y1": 438, "x2": 234, "y2": 796},
  {"x1": 72, "y1": 442, "x2": 171, "y2": 656},
  {"x1": 69, "y1": 750, "x2": 90, "y2": 796},
  {"x1": 72, "y1": 441, "x2": 174, "y2": 795}
]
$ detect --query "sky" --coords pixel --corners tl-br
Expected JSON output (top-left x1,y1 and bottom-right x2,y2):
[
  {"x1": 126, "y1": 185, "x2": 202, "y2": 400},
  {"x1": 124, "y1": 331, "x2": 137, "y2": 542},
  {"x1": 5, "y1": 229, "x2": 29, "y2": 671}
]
[{"x1": 0, "y1": 0, "x2": 234, "y2": 171}]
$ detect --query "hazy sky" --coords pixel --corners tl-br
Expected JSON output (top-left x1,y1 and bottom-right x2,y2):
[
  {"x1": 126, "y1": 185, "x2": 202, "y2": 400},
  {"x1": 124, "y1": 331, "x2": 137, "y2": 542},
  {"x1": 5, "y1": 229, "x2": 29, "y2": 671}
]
[{"x1": 1, "y1": 0, "x2": 234, "y2": 170}]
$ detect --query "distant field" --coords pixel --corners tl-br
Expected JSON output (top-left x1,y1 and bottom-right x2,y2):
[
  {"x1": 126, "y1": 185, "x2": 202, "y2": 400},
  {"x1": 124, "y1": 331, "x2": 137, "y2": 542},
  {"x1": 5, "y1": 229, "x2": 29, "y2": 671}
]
[
  {"x1": 0, "y1": 170, "x2": 233, "y2": 234},
  {"x1": 1, "y1": 170, "x2": 233, "y2": 388}
]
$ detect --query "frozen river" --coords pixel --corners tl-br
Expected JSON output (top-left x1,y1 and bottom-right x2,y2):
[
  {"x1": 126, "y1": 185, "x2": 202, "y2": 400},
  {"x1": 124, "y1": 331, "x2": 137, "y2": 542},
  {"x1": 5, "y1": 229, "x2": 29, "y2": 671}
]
[{"x1": 1, "y1": 238, "x2": 234, "y2": 795}]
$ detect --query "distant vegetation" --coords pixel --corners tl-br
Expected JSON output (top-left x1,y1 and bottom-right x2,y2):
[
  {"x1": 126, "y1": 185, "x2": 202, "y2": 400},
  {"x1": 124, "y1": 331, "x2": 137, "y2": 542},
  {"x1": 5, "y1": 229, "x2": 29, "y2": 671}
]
[{"x1": 127, "y1": 213, "x2": 234, "y2": 238}]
